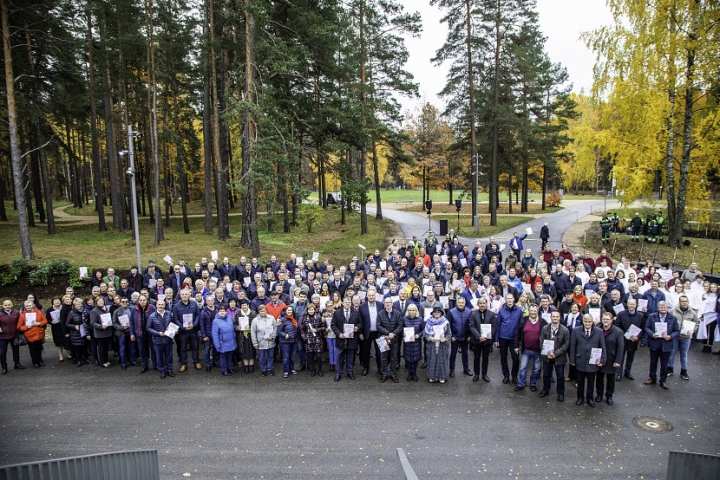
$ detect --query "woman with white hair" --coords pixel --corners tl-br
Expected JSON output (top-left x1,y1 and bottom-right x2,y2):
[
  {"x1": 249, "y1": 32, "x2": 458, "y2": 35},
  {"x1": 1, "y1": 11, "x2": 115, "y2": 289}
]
[{"x1": 17, "y1": 300, "x2": 48, "y2": 368}]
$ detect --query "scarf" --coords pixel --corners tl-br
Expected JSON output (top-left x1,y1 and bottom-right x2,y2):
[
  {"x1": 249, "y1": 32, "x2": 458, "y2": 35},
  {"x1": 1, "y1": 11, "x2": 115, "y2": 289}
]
[
  {"x1": 287, "y1": 314, "x2": 298, "y2": 328},
  {"x1": 424, "y1": 315, "x2": 446, "y2": 337}
]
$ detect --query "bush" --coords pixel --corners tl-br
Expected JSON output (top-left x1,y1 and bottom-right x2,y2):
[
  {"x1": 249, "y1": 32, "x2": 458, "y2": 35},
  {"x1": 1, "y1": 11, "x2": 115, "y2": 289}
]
[
  {"x1": 29, "y1": 263, "x2": 50, "y2": 286},
  {"x1": 10, "y1": 258, "x2": 30, "y2": 276},
  {"x1": 66, "y1": 267, "x2": 86, "y2": 289},
  {"x1": 300, "y1": 204, "x2": 324, "y2": 233},
  {"x1": 47, "y1": 258, "x2": 73, "y2": 276},
  {"x1": 0, "y1": 272, "x2": 16, "y2": 287}
]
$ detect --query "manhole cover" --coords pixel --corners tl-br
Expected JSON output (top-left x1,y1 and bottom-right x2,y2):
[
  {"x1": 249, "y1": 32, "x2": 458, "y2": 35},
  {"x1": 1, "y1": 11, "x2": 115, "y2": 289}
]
[{"x1": 633, "y1": 417, "x2": 673, "y2": 433}]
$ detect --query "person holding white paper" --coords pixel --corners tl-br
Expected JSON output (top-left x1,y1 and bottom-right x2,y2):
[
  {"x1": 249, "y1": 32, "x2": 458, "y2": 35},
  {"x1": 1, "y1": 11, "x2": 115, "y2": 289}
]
[
  {"x1": 509, "y1": 231, "x2": 529, "y2": 259},
  {"x1": 172, "y1": 289, "x2": 201, "y2": 372},
  {"x1": 16, "y1": 300, "x2": 47, "y2": 369},
  {"x1": 513, "y1": 305, "x2": 543, "y2": 392},
  {"x1": 668, "y1": 295, "x2": 698, "y2": 380},
  {"x1": 424, "y1": 306, "x2": 451, "y2": 383},
  {"x1": 146, "y1": 299, "x2": 176, "y2": 379},
  {"x1": 643, "y1": 301, "x2": 679, "y2": 389},
  {"x1": 469, "y1": 298, "x2": 496, "y2": 383},
  {"x1": 211, "y1": 305, "x2": 238, "y2": 376},
  {"x1": 46, "y1": 297, "x2": 66, "y2": 363},
  {"x1": 112, "y1": 297, "x2": 134, "y2": 369},
  {"x1": 569, "y1": 314, "x2": 606, "y2": 407},
  {"x1": 539, "y1": 311, "x2": 570, "y2": 401},
  {"x1": 614, "y1": 298, "x2": 644, "y2": 381},
  {"x1": 595, "y1": 312, "x2": 624, "y2": 405},
  {"x1": 331, "y1": 296, "x2": 362, "y2": 382},
  {"x1": 377, "y1": 297, "x2": 403, "y2": 383},
  {"x1": 90, "y1": 297, "x2": 114, "y2": 369}
]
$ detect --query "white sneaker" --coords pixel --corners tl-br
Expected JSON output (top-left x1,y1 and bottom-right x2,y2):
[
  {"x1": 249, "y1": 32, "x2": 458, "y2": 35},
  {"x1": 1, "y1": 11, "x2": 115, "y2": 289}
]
[
  {"x1": 428, "y1": 378, "x2": 435, "y2": 383},
  {"x1": 439, "y1": 378, "x2": 446, "y2": 384}
]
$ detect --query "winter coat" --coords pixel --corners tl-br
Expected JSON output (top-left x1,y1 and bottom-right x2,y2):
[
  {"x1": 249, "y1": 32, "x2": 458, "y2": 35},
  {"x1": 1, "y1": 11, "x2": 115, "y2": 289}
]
[
  {"x1": 211, "y1": 313, "x2": 237, "y2": 353},
  {"x1": 277, "y1": 315, "x2": 299, "y2": 344},
  {"x1": 17, "y1": 307, "x2": 48, "y2": 343},
  {"x1": 569, "y1": 326, "x2": 607, "y2": 373},
  {"x1": 250, "y1": 313, "x2": 277, "y2": 350},
  {"x1": 448, "y1": 306, "x2": 472, "y2": 340},
  {"x1": 469, "y1": 309, "x2": 497, "y2": 346},
  {"x1": 402, "y1": 315, "x2": 425, "y2": 362},
  {"x1": 90, "y1": 306, "x2": 113, "y2": 339},
  {"x1": 112, "y1": 307, "x2": 133, "y2": 337},
  {"x1": 130, "y1": 303, "x2": 156, "y2": 338},
  {"x1": 0, "y1": 308, "x2": 19, "y2": 341},
  {"x1": 146, "y1": 310, "x2": 175, "y2": 346},
  {"x1": 599, "y1": 326, "x2": 625, "y2": 374},
  {"x1": 301, "y1": 312, "x2": 325, "y2": 353},
  {"x1": 539, "y1": 323, "x2": 570, "y2": 365},
  {"x1": 65, "y1": 308, "x2": 89, "y2": 346},
  {"x1": 199, "y1": 306, "x2": 217, "y2": 339},
  {"x1": 644, "y1": 312, "x2": 680, "y2": 353}
]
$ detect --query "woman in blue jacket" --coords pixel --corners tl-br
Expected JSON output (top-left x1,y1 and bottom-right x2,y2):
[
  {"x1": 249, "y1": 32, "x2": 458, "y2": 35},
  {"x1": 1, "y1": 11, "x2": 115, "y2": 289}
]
[
  {"x1": 211, "y1": 305, "x2": 237, "y2": 376},
  {"x1": 277, "y1": 305, "x2": 299, "y2": 378}
]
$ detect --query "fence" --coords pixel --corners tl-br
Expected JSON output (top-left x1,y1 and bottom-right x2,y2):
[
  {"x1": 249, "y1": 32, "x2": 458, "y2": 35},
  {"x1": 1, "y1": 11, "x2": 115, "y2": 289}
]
[
  {"x1": 666, "y1": 451, "x2": 720, "y2": 479},
  {"x1": 0, "y1": 450, "x2": 159, "y2": 480}
]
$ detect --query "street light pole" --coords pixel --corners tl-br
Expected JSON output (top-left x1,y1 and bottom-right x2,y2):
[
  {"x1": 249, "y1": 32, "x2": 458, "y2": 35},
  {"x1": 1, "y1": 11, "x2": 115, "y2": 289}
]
[
  {"x1": 126, "y1": 126, "x2": 141, "y2": 270},
  {"x1": 473, "y1": 153, "x2": 481, "y2": 234}
]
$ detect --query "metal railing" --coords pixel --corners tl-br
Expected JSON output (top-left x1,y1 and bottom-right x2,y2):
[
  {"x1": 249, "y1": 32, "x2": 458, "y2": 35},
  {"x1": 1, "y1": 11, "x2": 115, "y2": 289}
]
[{"x1": 0, "y1": 450, "x2": 159, "y2": 480}]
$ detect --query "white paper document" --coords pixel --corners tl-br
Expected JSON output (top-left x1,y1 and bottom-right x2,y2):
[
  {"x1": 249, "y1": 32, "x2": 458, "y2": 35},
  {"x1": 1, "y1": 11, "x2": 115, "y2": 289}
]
[
  {"x1": 541, "y1": 312, "x2": 551, "y2": 324},
  {"x1": 79, "y1": 267, "x2": 88, "y2": 279},
  {"x1": 25, "y1": 313, "x2": 36, "y2": 328},
  {"x1": 637, "y1": 299, "x2": 648, "y2": 312},
  {"x1": 404, "y1": 326, "x2": 416, "y2": 342},
  {"x1": 624, "y1": 324, "x2": 642, "y2": 339},
  {"x1": 379, "y1": 261, "x2": 387, "y2": 271},
  {"x1": 589, "y1": 308, "x2": 601, "y2": 324},
  {"x1": 433, "y1": 325, "x2": 444, "y2": 341},
  {"x1": 440, "y1": 255, "x2": 448, "y2": 263},
  {"x1": 655, "y1": 322, "x2": 668, "y2": 336},
  {"x1": 100, "y1": 313, "x2": 112, "y2": 327},
  {"x1": 459, "y1": 258, "x2": 467, "y2": 268},
  {"x1": 210, "y1": 250, "x2": 218, "y2": 261},
  {"x1": 312, "y1": 252, "x2": 320, "y2": 261},
  {"x1": 499, "y1": 244, "x2": 506, "y2": 252},
  {"x1": 164, "y1": 322, "x2": 179, "y2": 339},
  {"x1": 118, "y1": 315, "x2": 130, "y2": 328},
  {"x1": 522, "y1": 284, "x2": 532, "y2": 293},
  {"x1": 584, "y1": 290, "x2": 594, "y2": 300},
  {"x1": 80, "y1": 324, "x2": 87, "y2": 337},
  {"x1": 50, "y1": 310, "x2": 60, "y2": 324},
  {"x1": 296, "y1": 256, "x2": 303, "y2": 266},
  {"x1": 376, "y1": 277, "x2": 387, "y2": 288},
  {"x1": 376, "y1": 336, "x2": 389, "y2": 351},
  {"x1": 439, "y1": 296, "x2": 449, "y2": 309},
  {"x1": 526, "y1": 227, "x2": 533, "y2": 235},
  {"x1": 243, "y1": 277, "x2": 251, "y2": 287},
  {"x1": 182, "y1": 314, "x2": 194, "y2": 328},
  {"x1": 680, "y1": 320, "x2": 696, "y2": 336},
  {"x1": 264, "y1": 326, "x2": 274, "y2": 340},
  {"x1": 541, "y1": 339, "x2": 555, "y2": 356},
  {"x1": 589, "y1": 347, "x2": 602, "y2": 364},
  {"x1": 238, "y1": 316, "x2": 250, "y2": 330},
  {"x1": 612, "y1": 304, "x2": 625, "y2": 315},
  {"x1": 163, "y1": 255, "x2": 173, "y2": 265},
  {"x1": 480, "y1": 324, "x2": 491, "y2": 339},
  {"x1": 343, "y1": 323, "x2": 355, "y2": 338},
  {"x1": 157, "y1": 294, "x2": 166, "y2": 303}
]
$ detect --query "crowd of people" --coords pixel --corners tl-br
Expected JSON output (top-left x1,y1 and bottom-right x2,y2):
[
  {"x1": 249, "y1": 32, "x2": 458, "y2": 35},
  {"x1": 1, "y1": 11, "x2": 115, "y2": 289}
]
[{"x1": 0, "y1": 227, "x2": 717, "y2": 407}]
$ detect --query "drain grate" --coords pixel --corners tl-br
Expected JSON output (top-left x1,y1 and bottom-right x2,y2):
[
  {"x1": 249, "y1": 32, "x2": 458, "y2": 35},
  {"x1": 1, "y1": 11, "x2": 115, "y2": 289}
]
[{"x1": 633, "y1": 417, "x2": 673, "y2": 433}]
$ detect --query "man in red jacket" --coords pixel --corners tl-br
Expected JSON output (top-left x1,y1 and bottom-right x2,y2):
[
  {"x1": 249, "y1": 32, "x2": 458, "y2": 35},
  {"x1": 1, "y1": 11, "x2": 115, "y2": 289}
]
[{"x1": 0, "y1": 300, "x2": 23, "y2": 373}]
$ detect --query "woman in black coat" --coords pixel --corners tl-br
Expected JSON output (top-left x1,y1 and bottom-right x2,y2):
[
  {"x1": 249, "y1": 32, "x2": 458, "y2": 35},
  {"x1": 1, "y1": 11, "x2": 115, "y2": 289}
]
[
  {"x1": 65, "y1": 298, "x2": 90, "y2": 367},
  {"x1": 402, "y1": 304, "x2": 425, "y2": 382},
  {"x1": 45, "y1": 297, "x2": 65, "y2": 362},
  {"x1": 595, "y1": 312, "x2": 624, "y2": 405}
]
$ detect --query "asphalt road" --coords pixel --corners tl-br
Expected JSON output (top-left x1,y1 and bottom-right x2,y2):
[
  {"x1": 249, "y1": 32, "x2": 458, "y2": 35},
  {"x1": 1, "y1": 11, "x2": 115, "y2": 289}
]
[
  {"x1": 371, "y1": 199, "x2": 620, "y2": 251},
  {"x1": 1, "y1": 340, "x2": 718, "y2": 479}
]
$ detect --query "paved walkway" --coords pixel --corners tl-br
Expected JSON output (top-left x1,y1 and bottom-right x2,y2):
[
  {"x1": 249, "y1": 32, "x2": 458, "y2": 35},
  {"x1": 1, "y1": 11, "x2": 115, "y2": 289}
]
[{"x1": 371, "y1": 199, "x2": 619, "y2": 252}]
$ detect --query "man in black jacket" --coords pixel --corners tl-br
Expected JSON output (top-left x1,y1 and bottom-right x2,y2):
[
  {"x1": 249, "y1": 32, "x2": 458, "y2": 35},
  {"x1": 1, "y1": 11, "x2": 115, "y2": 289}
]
[
  {"x1": 331, "y1": 297, "x2": 362, "y2": 381},
  {"x1": 377, "y1": 297, "x2": 403, "y2": 383},
  {"x1": 469, "y1": 298, "x2": 496, "y2": 382}
]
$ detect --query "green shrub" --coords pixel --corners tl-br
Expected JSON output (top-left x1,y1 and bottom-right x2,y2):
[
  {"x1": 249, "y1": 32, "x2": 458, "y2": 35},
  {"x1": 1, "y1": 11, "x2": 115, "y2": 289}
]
[
  {"x1": 66, "y1": 267, "x2": 86, "y2": 289},
  {"x1": 0, "y1": 272, "x2": 16, "y2": 287},
  {"x1": 29, "y1": 263, "x2": 50, "y2": 286},
  {"x1": 47, "y1": 258, "x2": 73, "y2": 276},
  {"x1": 10, "y1": 258, "x2": 30, "y2": 276},
  {"x1": 301, "y1": 204, "x2": 324, "y2": 233}
]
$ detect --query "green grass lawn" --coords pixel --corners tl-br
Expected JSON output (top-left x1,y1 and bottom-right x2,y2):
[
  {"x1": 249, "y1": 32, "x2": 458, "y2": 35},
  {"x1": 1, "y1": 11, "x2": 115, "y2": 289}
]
[{"x1": 0, "y1": 209, "x2": 390, "y2": 270}]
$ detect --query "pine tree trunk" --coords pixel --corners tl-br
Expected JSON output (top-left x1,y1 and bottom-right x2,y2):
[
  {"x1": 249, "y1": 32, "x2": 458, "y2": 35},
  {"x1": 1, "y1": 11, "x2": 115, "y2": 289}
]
[
  {"x1": 2, "y1": 0, "x2": 32, "y2": 257},
  {"x1": 146, "y1": 0, "x2": 163, "y2": 245},
  {"x1": 465, "y1": 0, "x2": 478, "y2": 229},
  {"x1": 489, "y1": 0, "x2": 500, "y2": 227},
  {"x1": 202, "y1": 0, "x2": 214, "y2": 234},
  {"x1": 372, "y1": 138, "x2": 383, "y2": 220}
]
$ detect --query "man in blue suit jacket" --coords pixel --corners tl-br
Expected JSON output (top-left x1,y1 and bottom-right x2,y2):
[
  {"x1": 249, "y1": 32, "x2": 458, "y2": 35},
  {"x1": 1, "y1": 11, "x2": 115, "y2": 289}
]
[
  {"x1": 509, "y1": 231, "x2": 528, "y2": 259},
  {"x1": 643, "y1": 301, "x2": 679, "y2": 389}
]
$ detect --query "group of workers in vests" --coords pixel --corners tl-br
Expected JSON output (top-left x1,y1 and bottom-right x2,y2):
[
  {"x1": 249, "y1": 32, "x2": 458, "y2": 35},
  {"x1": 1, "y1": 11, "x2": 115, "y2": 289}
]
[{"x1": 600, "y1": 211, "x2": 666, "y2": 244}]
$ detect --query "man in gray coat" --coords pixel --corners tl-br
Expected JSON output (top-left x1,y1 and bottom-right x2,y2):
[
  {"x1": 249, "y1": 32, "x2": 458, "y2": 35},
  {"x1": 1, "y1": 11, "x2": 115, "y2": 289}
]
[
  {"x1": 595, "y1": 312, "x2": 624, "y2": 405},
  {"x1": 539, "y1": 311, "x2": 570, "y2": 402},
  {"x1": 569, "y1": 314, "x2": 607, "y2": 407},
  {"x1": 377, "y1": 297, "x2": 403, "y2": 383}
]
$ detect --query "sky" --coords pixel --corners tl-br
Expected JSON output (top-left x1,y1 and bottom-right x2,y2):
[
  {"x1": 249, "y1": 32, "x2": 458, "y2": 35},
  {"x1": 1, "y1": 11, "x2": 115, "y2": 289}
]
[{"x1": 396, "y1": 0, "x2": 616, "y2": 116}]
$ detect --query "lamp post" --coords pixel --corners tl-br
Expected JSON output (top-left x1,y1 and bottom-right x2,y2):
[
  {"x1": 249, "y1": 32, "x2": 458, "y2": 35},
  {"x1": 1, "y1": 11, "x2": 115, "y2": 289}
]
[
  {"x1": 121, "y1": 126, "x2": 142, "y2": 270},
  {"x1": 472, "y1": 153, "x2": 481, "y2": 234}
]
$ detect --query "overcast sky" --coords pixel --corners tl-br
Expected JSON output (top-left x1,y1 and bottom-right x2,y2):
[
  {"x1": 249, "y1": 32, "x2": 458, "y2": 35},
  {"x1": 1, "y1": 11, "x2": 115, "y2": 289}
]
[{"x1": 396, "y1": 0, "x2": 615, "y2": 116}]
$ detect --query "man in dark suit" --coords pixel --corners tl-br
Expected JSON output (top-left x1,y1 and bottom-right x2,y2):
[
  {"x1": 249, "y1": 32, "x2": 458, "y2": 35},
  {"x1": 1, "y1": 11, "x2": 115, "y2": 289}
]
[
  {"x1": 377, "y1": 297, "x2": 403, "y2": 383},
  {"x1": 469, "y1": 298, "x2": 497, "y2": 382},
  {"x1": 498, "y1": 275, "x2": 519, "y2": 302},
  {"x1": 643, "y1": 301, "x2": 680, "y2": 389},
  {"x1": 614, "y1": 298, "x2": 644, "y2": 381},
  {"x1": 595, "y1": 312, "x2": 624, "y2": 405},
  {"x1": 331, "y1": 296, "x2": 362, "y2": 381},
  {"x1": 539, "y1": 310, "x2": 570, "y2": 401},
  {"x1": 329, "y1": 271, "x2": 347, "y2": 299},
  {"x1": 358, "y1": 288, "x2": 383, "y2": 376},
  {"x1": 167, "y1": 265, "x2": 187, "y2": 297},
  {"x1": 569, "y1": 314, "x2": 607, "y2": 407}
]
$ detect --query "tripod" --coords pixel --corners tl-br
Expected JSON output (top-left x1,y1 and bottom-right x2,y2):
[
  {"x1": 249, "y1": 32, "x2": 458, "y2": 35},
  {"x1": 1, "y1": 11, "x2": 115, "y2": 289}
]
[
  {"x1": 455, "y1": 208, "x2": 465, "y2": 235},
  {"x1": 421, "y1": 211, "x2": 433, "y2": 237}
]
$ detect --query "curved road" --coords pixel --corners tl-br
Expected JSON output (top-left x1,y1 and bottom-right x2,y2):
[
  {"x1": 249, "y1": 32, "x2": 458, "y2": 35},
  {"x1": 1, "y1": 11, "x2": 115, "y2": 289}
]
[{"x1": 370, "y1": 199, "x2": 619, "y2": 251}]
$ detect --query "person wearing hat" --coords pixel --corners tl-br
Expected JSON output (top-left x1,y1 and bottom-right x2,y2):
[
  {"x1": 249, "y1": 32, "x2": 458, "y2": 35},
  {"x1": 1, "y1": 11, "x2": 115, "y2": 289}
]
[
  {"x1": 600, "y1": 214, "x2": 612, "y2": 245},
  {"x1": 540, "y1": 223, "x2": 550, "y2": 249},
  {"x1": 424, "y1": 306, "x2": 451, "y2": 383},
  {"x1": 126, "y1": 265, "x2": 142, "y2": 291}
]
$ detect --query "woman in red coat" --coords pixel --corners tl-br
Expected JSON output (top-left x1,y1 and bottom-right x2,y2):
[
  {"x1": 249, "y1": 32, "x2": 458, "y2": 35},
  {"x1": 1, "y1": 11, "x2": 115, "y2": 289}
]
[{"x1": 17, "y1": 300, "x2": 48, "y2": 368}]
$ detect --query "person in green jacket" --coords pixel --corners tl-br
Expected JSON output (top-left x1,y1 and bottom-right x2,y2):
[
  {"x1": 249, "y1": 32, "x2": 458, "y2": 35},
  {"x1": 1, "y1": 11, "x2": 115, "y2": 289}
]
[
  {"x1": 600, "y1": 215, "x2": 612, "y2": 244},
  {"x1": 646, "y1": 216, "x2": 658, "y2": 243},
  {"x1": 630, "y1": 213, "x2": 643, "y2": 242},
  {"x1": 655, "y1": 211, "x2": 666, "y2": 244},
  {"x1": 610, "y1": 213, "x2": 620, "y2": 235}
]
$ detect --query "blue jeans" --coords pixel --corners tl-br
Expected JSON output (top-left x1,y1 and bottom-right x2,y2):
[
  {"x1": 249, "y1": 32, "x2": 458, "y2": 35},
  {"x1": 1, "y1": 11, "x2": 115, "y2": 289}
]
[
  {"x1": 257, "y1": 348, "x2": 274, "y2": 372},
  {"x1": 326, "y1": 339, "x2": 337, "y2": 364},
  {"x1": 517, "y1": 350, "x2": 541, "y2": 387},
  {"x1": 669, "y1": 337, "x2": 691, "y2": 371},
  {"x1": 280, "y1": 342, "x2": 297, "y2": 373},
  {"x1": 450, "y1": 339, "x2": 469, "y2": 371},
  {"x1": 499, "y1": 337, "x2": 519, "y2": 379},
  {"x1": 117, "y1": 332, "x2": 135, "y2": 366},
  {"x1": 296, "y1": 337, "x2": 307, "y2": 364},
  {"x1": 137, "y1": 335, "x2": 156, "y2": 369},
  {"x1": 153, "y1": 342, "x2": 173, "y2": 374},
  {"x1": 203, "y1": 338, "x2": 217, "y2": 366},
  {"x1": 219, "y1": 351, "x2": 233, "y2": 373}
]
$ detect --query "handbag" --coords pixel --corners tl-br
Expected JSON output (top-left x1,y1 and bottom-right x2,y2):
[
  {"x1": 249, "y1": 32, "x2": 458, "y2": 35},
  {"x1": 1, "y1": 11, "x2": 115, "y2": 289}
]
[{"x1": 14, "y1": 332, "x2": 28, "y2": 347}]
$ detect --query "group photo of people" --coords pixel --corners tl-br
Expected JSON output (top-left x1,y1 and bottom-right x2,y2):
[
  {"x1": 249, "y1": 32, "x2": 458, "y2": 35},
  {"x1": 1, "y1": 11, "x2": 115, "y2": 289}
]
[{"x1": 1, "y1": 226, "x2": 717, "y2": 408}]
